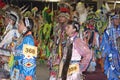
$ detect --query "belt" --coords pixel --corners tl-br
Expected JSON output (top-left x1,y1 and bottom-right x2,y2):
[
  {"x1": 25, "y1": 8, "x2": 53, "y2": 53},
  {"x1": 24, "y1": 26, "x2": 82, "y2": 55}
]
[
  {"x1": 70, "y1": 60, "x2": 80, "y2": 64},
  {"x1": 62, "y1": 59, "x2": 80, "y2": 63}
]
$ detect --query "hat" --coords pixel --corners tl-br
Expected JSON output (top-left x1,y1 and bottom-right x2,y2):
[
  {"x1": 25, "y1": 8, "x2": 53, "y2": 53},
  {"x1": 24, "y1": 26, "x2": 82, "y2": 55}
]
[
  {"x1": 57, "y1": 2, "x2": 72, "y2": 19},
  {"x1": 111, "y1": 14, "x2": 119, "y2": 19},
  {"x1": 57, "y1": 12, "x2": 70, "y2": 19},
  {"x1": 6, "y1": 11, "x2": 18, "y2": 21},
  {"x1": 5, "y1": 5, "x2": 21, "y2": 24}
]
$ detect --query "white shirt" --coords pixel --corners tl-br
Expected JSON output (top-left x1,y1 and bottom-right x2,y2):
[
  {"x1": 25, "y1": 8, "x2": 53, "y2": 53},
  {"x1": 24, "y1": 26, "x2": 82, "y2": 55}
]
[{"x1": 0, "y1": 26, "x2": 20, "y2": 47}]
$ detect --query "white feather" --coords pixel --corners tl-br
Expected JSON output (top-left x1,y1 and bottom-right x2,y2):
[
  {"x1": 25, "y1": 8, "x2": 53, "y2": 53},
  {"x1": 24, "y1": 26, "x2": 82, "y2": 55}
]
[
  {"x1": 105, "y1": 2, "x2": 110, "y2": 12},
  {"x1": 114, "y1": 1, "x2": 117, "y2": 9}
]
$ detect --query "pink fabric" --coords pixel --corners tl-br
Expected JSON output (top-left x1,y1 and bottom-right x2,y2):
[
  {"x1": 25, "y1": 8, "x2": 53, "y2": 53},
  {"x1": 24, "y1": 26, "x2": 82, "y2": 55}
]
[
  {"x1": 74, "y1": 38, "x2": 92, "y2": 72},
  {"x1": 70, "y1": 33, "x2": 82, "y2": 61},
  {"x1": 71, "y1": 45, "x2": 81, "y2": 61}
]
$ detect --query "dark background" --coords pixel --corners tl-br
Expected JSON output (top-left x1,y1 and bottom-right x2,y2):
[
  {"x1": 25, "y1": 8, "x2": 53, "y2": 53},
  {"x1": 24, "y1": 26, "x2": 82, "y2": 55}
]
[{"x1": 2, "y1": 0, "x2": 97, "y2": 11}]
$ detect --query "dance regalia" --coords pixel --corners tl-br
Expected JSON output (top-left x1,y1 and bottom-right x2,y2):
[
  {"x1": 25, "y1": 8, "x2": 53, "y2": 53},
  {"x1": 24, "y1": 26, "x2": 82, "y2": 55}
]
[
  {"x1": 0, "y1": 24, "x2": 20, "y2": 48},
  {"x1": 84, "y1": 25, "x2": 99, "y2": 72},
  {"x1": 58, "y1": 33, "x2": 92, "y2": 80},
  {"x1": 0, "y1": 24, "x2": 20, "y2": 73},
  {"x1": 100, "y1": 24, "x2": 120, "y2": 80},
  {"x1": 49, "y1": 24, "x2": 67, "y2": 80},
  {"x1": 11, "y1": 32, "x2": 36, "y2": 80}
]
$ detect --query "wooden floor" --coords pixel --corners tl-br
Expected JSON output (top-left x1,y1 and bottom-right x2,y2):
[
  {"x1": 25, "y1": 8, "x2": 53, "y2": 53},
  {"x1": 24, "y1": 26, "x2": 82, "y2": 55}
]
[
  {"x1": 0, "y1": 61, "x2": 107, "y2": 80},
  {"x1": 84, "y1": 62, "x2": 107, "y2": 80}
]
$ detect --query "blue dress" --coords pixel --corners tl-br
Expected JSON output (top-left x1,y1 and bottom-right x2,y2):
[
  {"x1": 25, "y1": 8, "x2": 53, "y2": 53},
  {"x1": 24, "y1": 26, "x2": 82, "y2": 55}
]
[
  {"x1": 100, "y1": 25, "x2": 120, "y2": 80},
  {"x1": 11, "y1": 35, "x2": 36, "y2": 80}
]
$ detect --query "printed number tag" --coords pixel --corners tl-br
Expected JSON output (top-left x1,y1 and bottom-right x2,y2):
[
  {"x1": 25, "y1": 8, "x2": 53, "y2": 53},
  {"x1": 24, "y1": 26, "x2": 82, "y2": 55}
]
[
  {"x1": 23, "y1": 44, "x2": 37, "y2": 58},
  {"x1": 67, "y1": 64, "x2": 79, "y2": 75},
  {"x1": 11, "y1": 68, "x2": 19, "y2": 80}
]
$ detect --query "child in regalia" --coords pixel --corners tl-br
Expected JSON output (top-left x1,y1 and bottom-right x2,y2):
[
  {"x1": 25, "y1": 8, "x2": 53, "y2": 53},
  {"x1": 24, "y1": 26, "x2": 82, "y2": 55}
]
[
  {"x1": 58, "y1": 20, "x2": 92, "y2": 80},
  {"x1": 11, "y1": 17, "x2": 36, "y2": 80}
]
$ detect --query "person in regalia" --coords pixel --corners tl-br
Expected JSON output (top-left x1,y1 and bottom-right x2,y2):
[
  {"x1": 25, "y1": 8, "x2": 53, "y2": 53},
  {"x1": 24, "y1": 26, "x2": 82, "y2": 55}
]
[
  {"x1": 100, "y1": 13, "x2": 120, "y2": 80},
  {"x1": 11, "y1": 17, "x2": 36, "y2": 80},
  {"x1": 49, "y1": 2, "x2": 71, "y2": 80},
  {"x1": 58, "y1": 20, "x2": 92, "y2": 80},
  {"x1": 0, "y1": 6, "x2": 20, "y2": 48}
]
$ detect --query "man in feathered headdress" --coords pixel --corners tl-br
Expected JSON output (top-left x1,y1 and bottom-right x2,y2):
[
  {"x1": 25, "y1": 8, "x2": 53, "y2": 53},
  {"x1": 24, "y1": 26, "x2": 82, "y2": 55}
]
[
  {"x1": 0, "y1": 6, "x2": 21, "y2": 48},
  {"x1": 48, "y1": 2, "x2": 72, "y2": 80},
  {"x1": 0, "y1": 6, "x2": 21, "y2": 73},
  {"x1": 54, "y1": 2, "x2": 72, "y2": 46}
]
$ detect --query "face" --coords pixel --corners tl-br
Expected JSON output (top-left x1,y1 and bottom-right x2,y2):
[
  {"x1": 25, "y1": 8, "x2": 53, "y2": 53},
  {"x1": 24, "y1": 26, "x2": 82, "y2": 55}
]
[
  {"x1": 18, "y1": 20, "x2": 26, "y2": 33},
  {"x1": 113, "y1": 18, "x2": 120, "y2": 27},
  {"x1": 58, "y1": 16, "x2": 67, "y2": 24},
  {"x1": 4, "y1": 14, "x2": 16, "y2": 26},
  {"x1": 4, "y1": 17, "x2": 10, "y2": 26},
  {"x1": 65, "y1": 24, "x2": 76, "y2": 37}
]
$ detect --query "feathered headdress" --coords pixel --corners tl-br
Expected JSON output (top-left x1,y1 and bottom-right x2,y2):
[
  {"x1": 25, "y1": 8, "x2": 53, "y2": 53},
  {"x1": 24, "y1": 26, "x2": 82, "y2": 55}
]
[
  {"x1": 57, "y1": 2, "x2": 72, "y2": 19},
  {"x1": 4, "y1": 5, "x2": 22, "y2": 25},
  {"x1": 76, "y1": 2, "x2": 85, "y2": 13}
]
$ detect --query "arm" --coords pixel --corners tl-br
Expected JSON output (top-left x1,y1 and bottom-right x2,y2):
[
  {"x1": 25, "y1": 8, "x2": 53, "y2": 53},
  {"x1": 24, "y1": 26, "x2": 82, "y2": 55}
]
[
  {"x1": 0, "y1": 30, "x2": 20, "y2": 47},
  {"x1": 75, "y1": 38, "x2": 92, "y2": 72},
  {"x1": 0, "y1": 30, "x2": 14, "y2": 47}
]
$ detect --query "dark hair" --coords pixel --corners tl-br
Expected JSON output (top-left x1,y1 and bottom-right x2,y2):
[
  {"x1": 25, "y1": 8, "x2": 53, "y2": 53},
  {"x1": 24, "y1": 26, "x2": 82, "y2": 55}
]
[
  {"x1": 67, "y1": 20, "x2": 80, "y2": 32},
  {"x1": 62, "y1": 43, "x2": 73, "y2": 80},
  {"x1": 23, "y1": 17, "x2": 34, "y2": 31}
]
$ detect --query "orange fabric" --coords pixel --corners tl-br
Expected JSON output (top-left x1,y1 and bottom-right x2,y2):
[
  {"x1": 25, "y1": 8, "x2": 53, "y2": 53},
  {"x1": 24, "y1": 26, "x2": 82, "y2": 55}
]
[
  {"x1": 26, "y1": 31, "x2": 32, "y2": 36},
  {"x1": 25, "y1": 76, "x2": 32, "y2": 80}
]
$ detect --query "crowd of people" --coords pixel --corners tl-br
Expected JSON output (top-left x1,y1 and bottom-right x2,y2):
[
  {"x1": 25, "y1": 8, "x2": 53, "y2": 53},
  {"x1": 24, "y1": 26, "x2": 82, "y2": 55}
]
[{"x1": 0, "y1": 0, "x2": 120, "y2": 80}]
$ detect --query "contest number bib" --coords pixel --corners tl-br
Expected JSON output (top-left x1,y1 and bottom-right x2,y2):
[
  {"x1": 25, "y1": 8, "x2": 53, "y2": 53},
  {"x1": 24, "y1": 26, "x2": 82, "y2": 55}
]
[
  {"x1": 23, "y1": 44, "x2": 37, "y2": 58},
  {"x1": 67, "y1": 64, "x2": 79, "y2": 75}
]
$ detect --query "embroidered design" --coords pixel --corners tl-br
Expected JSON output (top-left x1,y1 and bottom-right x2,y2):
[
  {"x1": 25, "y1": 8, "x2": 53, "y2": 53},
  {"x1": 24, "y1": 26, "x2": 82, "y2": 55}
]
[{"x1": 24, "y1": 62, "x2": 33, "y2": 68}]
